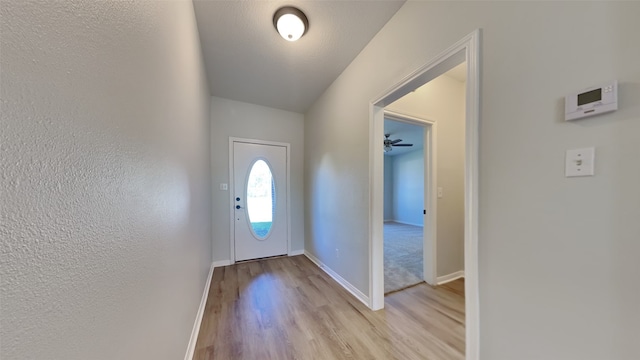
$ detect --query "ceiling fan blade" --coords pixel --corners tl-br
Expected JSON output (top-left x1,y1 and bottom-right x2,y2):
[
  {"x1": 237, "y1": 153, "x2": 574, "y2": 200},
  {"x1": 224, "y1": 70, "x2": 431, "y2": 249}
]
[
  {"x1": 393, "y1": 144, "x2": 413, "y2": 147},
  {"x1": 390, "y1": 139, "x2": 403, "y2": 144}
]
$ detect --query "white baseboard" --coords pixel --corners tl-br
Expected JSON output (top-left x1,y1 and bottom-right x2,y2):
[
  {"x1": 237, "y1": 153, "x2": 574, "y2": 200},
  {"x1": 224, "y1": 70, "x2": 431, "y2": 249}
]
[
  {"x1": 212, "y1": 260, "x2": 231, "y2": 268},
  {"x1": 388, "y1": 220, "x2": 424, "y2": 227},
  {"x1": 184, "y1": 262, "x2": 215, "y2": 360},
  {"x1": 303, "y1": 251, "x2": 369, "y2": 307},
  {"x1": 289, "y1": 249, "x2": 304, "y2": 256},
  {"x1": 437, "y1": 270, "x2": 465, "y2": 285}
]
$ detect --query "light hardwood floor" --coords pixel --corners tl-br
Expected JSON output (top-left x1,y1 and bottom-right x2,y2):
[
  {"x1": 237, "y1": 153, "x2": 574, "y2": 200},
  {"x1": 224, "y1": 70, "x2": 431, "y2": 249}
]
[{"x1": 194, "y1": 255, "x2": 464, "y2": 360}]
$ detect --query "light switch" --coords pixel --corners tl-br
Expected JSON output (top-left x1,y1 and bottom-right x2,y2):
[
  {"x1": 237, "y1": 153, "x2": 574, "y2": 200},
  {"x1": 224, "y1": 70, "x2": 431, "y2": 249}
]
[
  {"x1": 565, "y1": 147, "x2": 595, "y2": 177},
  {"x1": 437, "y1": 187, "x2": 443, "y2": 198},
  {"x1": 219, "y1": 183, "x2": 228, "y2": 191}
]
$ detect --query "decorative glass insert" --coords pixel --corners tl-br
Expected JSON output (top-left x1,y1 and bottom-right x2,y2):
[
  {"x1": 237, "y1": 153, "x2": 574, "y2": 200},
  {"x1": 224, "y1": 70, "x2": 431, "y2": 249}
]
[{"x1": 246, "y1": 160, "x2": 275, "y2": 239}]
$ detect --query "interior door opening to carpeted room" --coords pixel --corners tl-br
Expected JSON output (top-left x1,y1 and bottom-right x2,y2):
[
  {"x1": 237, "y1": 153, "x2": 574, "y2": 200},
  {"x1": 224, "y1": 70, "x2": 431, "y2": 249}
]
[
  {"x1": 370, "y1": 30, "x2": 479, "y2": 357},
  {"x1": 380, "y1": 62, "x2": 467, "y2": 294},
  {"x1": 382, "y1": 115, "x2": 428, "y2": 294}
]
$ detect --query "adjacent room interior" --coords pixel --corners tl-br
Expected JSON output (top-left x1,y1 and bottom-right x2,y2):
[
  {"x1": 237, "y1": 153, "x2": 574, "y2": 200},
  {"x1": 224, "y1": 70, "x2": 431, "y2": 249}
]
[
  {"x1": 382, "y1": 64, "x2": 467, "y2": 295},
  {"x1": 383, "y1": 118, "x2": 426, "y2": 293}
]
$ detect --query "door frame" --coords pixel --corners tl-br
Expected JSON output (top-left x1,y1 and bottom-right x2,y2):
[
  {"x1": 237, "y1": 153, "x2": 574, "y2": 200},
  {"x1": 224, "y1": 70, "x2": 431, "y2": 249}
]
[
  {"x1": 228, "y1": 137, "x2": 292, "y2": 264},
  {"x1": 383, "y1": 111, "x2": 438, "y2": 286},
  {"x1": 369, "y1": 29, "x2": 480, "y2": 359}
]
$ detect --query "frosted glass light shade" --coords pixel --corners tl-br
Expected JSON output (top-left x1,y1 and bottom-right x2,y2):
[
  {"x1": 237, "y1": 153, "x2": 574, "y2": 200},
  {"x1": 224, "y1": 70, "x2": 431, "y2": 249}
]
[
  {"x1": 273, "y1": 7, "x2": 308, "y2": 42},
  {"x1": 277, "y1": 14, "x2": 304, "y2": 41}
]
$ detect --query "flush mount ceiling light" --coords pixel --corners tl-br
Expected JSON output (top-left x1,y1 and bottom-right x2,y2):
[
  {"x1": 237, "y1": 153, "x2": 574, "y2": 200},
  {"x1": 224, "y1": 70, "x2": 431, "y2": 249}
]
[{"x1": 273, "y1": 6, "x2": 308, "y2": 41}]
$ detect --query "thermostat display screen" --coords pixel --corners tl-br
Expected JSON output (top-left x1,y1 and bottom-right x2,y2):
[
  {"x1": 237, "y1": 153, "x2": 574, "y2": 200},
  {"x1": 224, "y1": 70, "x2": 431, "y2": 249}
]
[
  {"x1": 578, "y1": 88, "x2": 602, "y2": 106},
  {"x1": 565, "y1": 81, "x2": 617, "y2": 121}
]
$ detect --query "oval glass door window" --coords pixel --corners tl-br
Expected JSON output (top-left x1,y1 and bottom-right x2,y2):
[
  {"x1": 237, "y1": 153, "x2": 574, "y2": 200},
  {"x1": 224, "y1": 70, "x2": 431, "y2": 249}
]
[{"x1": 246, "y1": 159, "x2": 276, "y2": 239}]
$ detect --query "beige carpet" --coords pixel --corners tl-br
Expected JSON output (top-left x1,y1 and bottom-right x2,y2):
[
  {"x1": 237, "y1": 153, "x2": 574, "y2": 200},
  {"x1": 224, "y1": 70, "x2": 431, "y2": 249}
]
[{"x1": 384, "y1": 221, "x2": 424, "y2": 293}]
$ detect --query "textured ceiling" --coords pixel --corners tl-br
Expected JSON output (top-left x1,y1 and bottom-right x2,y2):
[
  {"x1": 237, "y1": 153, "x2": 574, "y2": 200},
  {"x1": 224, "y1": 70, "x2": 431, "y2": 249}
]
[{"x1": 193, "y1": 0, "x2": 405, "y2": 113}]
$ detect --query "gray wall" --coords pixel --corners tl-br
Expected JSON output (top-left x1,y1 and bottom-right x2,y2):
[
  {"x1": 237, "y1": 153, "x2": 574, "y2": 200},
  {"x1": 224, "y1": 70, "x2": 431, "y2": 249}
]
[
  {"x1": 0, "y1": 1, "x2": 212, "y2": 359},
  {"x1": 388, "y1": 150, "x2": 425, "y2": 226},
  {"x1": 304, "y1": 2, "x2": 640, "y2": 359},
  {"x1": 383, "y1": 158, "x2": 394, "y2": 220},
  {"x1": 210, "y1": 96, "x2": 305, "y2": 263}
]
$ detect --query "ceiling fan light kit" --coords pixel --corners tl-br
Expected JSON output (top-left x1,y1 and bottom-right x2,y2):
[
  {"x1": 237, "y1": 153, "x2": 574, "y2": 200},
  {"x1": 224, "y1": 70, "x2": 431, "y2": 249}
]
[
  {"x1": 273, "y1": 6, "x2": 309, "y2": 42},
  {"x1": 383, "y1": 134, "x2": 413, "y2": 153}
]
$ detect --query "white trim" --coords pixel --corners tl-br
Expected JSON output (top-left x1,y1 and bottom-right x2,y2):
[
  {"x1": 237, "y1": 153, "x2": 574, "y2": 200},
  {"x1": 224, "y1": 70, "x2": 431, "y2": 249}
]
[
  {"x1": 289, "y1": 249, "x2": 304, "y2": 256},
  {"x1": 184, "y1": 262, "x2": 215, "y2": 360},
  {"x1": 212, "y1": 260, "x2": 231, "y2": 268},
  {"x1": 228, "y1": 139, "x2": 235, "y2": 263},
  {"x1": 387, "y1": 220, "x2": 424, "y2": 227},
  {"x1": 369, "y1": 104, "x2": 385, "y2": 311},
  {"x1": 369, "y1": 29, "x2": 481, "y2": 360},
  {"x1": 437, "y1": 270, "x2": 465, "y2": 285},
  {"x1": 304, "y1": 251, "x2": 370, "y2": 307},
  {"x1": 464, "y1": 29, "x2": 482, "y2": 360},
  {"x1": 384, "y1": 110, "x2": 433, "y2": 125},
  {"x1": 228, "y1": 137, "x2": 292, "y2": 264},
  {"x1": 426, "y1": 119, "x2": 438, "y2": 286}
]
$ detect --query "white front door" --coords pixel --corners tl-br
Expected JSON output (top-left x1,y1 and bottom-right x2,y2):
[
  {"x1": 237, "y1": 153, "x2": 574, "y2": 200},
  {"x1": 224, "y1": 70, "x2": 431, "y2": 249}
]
[{"x1": 233, "y1": 141, "x2": 288, "y2": 261}]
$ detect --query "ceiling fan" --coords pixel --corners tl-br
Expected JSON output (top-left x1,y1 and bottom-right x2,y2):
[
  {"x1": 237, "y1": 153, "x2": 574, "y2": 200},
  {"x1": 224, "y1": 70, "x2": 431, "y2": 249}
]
[{"x1": 384, "y1": 134, "x2": 413, "y2": 152}]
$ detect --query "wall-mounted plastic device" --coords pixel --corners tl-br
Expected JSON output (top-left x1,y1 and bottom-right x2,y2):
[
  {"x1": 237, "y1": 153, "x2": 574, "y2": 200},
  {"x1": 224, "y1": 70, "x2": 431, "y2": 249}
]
[{"x1": 565, "y1": 81, "x2": 617, "y2": 121}]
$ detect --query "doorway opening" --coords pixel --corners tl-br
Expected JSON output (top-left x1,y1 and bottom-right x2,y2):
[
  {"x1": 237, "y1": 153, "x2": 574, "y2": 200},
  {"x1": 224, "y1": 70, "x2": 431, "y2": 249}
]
[
  {"x1": 382, "y1": 113, "x2": 435, "y2": 293},
  {"x1": 369, "y1": 29, "x2": 480, "y2": 359}
]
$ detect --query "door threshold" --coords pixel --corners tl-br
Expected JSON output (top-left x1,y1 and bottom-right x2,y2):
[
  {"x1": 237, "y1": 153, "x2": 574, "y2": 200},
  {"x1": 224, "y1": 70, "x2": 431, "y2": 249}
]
[{"x1": 234, "y1": 254, "x2": 288, "y2": 264}]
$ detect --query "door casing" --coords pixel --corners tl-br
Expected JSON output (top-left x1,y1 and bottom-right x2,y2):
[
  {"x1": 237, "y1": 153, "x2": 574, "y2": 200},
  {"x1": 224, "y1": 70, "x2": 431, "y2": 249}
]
[
  {"x1": 369, "y1": 29, "x2": 481, "y2": 360},
  {"x1": 228, "y1": 137, "x2": 292, "y2": 263}
]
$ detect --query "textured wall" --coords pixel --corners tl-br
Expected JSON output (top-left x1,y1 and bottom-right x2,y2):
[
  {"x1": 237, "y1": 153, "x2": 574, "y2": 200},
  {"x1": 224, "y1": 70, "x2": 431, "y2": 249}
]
[
  {"x1": 210, "y1": 96, "x2": 304, "y2": 262},
  {"x1": 0, "y1": 1, "x2": 211, "y2": 359},
  {"x1": 305, "y1": 1, "x2": 639, "y2": 359},
  {"x1": 387, "y1": 75, "x2": 466, "y2": 277}
]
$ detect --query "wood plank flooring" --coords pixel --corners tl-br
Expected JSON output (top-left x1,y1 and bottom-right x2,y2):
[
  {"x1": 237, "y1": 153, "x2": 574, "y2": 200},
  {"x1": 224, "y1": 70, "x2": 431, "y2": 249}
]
[{"x1": 194, "y1": 255, "x2": 464, "y2": 360}]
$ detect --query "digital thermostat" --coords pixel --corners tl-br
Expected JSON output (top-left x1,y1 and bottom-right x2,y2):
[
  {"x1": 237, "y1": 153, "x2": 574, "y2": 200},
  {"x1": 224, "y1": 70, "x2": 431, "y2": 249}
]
[{"x1": 565, "y1": 81, "x2": 617, "y2": 121}]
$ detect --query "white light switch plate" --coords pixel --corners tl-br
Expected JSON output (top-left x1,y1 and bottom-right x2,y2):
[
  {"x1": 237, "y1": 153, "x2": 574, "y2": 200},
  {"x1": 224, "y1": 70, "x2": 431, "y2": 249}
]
[
  {"x1": 565, "y1": 147, "x2": 595, "y2": 177},
  {"x1": 437, "y1": 187, "x2": 443, "y2": 198},
  {"x1": 219, "y1": 183, "x2": 228, "y2": 191}
]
